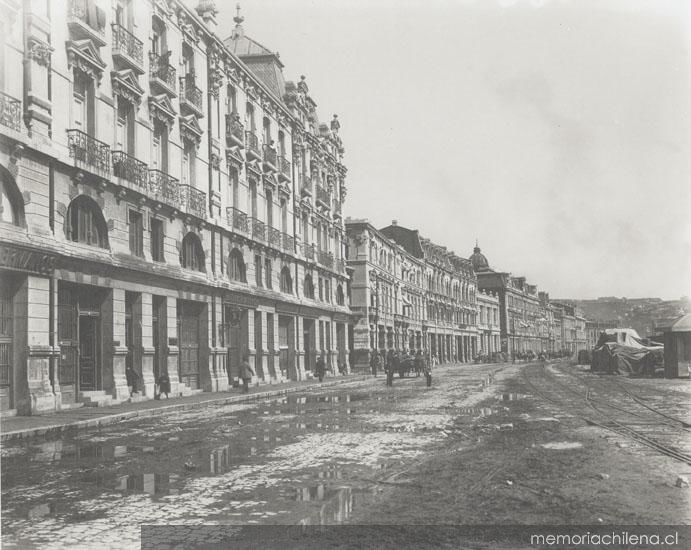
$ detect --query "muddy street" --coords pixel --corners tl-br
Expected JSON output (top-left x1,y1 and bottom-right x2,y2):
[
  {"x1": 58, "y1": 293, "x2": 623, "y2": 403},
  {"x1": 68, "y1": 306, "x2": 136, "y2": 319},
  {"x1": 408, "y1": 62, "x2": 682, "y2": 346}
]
[{"x1": 2, "y1": 362, "x2": 690, "y2": 549}]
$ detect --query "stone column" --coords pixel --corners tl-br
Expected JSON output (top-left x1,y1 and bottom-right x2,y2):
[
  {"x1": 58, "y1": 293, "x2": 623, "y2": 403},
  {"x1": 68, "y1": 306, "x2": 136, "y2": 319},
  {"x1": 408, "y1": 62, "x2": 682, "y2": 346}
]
[
  {"x1": 140, "y1": 293, "x2": 155, "y2": 397},
  {"x1": 246, "y1": 308, "x2": 257, "y2": 385},
  {"x1": 258, "y1": 309, "x2": 270, "y2": 383},
  {"x1": 111, "y1": 288, "x2": 130, "y2": 401},
  {"x1": 272, "y1": 312, "x2": 283, "y2": 383},
  {"x1": 295, "y1": 315, "x2": 306, "y2": 380},
  {"x1": 22, "y1": 276, "x2": 57, "y2": 414},
  {"x1": 166, "y1": 297, "x2": 181, "y2": 395}
]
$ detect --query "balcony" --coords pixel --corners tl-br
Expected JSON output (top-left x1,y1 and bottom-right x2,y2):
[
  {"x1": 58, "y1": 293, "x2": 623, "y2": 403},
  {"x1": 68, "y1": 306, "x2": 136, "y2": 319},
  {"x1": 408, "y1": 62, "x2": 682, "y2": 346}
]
[
  {"x1": 262, "y1": 144, "x2": 277, "y2": 172},
  {"x1": 0, "y1": 92, "x2": 22, "y2": 132},
  {"x1": 278, "y1": 155, "x2": 291, "y2": 182},
  {"x1": 68, "y1": 0, "x2": 106, "y2": 46},
  {"x1": 179, "y1": 75, "x2": 203, "y2": 117},
  {"x1": 316, "y1": 184, "x2": 330, "y2": 208},
  {"x1": 268, "y1": 227, "x2": 282, "y2": 249},
  {"x1": 300, "y1": 175, "x2": 313, "y2": 197},
  {"x1": 225, "y1": 114, "x2": 244, "y2": 149},
  {"x1": 282, "y1": 232, "x2": 295, "y2": 253},
  {"x1": 112, "y1": 151, "x2": 147, "y2": 189},
  {"x1": 67, "y1": 129, "x2": 111, "y2": 177},
  {"x1": 226, "y1": 207, "x2": 249, "y2": 233},
  {"x1": 318, "y1": 250, "x2": 334, "y2": 269},
  {"x1": 148, "y1": 169, "x2": 179, "y2": 209},
  {"x1": 179, "y1": 184, "x2": 206, "y2": 219},
  {"x1": 245, "y1": 131, "x2": 261, "y2": 161},
  {"x1": 111, "y1": 23, "x2": 143, "y2": 73},
  {"x1": 149, "y1": 52, "x2": 176, "y2": 96},
  {"x1": 303, "y1": 242, "x2": 315, "y2": 261},
  {"x1": 249, "y1": 217, "x2": 265, "y2": 241}
]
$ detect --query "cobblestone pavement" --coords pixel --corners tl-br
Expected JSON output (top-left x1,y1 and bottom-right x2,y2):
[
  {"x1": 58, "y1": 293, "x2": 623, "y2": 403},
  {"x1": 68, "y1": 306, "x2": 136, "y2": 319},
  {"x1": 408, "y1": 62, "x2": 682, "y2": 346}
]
[{"x1": 1, "y1": 363, "x2": 511, "y2": 550}]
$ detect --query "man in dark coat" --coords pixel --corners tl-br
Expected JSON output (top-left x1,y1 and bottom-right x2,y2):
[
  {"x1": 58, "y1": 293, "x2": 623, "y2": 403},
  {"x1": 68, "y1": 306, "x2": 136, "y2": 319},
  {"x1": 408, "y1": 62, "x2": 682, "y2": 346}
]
[
  {"x1": 315, "y1": 355, "x2": 326, "y2": 382},
  {"x1": 240, "y1": 355, "x2": 254, "y2": 393}
]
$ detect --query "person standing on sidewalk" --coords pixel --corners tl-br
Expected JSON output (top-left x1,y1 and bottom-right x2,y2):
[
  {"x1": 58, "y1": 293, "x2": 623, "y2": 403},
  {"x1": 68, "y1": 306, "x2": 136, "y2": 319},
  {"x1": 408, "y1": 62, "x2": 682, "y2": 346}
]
[
  {"x1": 240, "y1": 355, "x2": 254, "y2": 393},
  {"x1": 315, "y1": 354, "x2": 326, "y2": 382},
  {"x1": 371, "y1": 350, "x2": 379, "y2": 377}
]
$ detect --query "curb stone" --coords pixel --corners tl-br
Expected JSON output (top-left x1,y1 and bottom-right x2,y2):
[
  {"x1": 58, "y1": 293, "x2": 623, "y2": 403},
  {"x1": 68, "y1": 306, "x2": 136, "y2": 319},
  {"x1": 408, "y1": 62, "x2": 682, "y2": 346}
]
[{"x1": 0, "y1": 376, "x2": 369, "y2": 442}]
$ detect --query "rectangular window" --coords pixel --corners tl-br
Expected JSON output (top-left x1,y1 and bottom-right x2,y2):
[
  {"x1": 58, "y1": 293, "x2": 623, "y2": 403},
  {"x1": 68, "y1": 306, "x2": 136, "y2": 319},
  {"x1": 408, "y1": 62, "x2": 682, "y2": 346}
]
[
  {"x1": 152, "y1": 120, "x2": 168, "y2": 171},
  {"x1": 151, "y1": 218, "x2": 165, "y2": 262},
  {"x1": 264, "y1": 258, "x2": 272, "y2": 289},
  {"x1": 254, "y1": 255, "x2": 262, "y2": 287},
  {"x1": 318, "y1": 277, "x2": 323, "y2": 301},
  {"x1": 182, "y1": 141, "x2": 195, "y2": 185},
  {"x1": 129, "y1": 210, "x2": 144, "y2": 257}
]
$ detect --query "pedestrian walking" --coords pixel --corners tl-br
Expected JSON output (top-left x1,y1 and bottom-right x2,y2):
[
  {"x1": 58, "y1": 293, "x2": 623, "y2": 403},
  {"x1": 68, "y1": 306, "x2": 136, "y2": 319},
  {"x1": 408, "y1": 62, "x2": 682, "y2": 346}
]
[
  {"x1": 371, "y1": 350, "x2": 379, "y2": 377},
  {"x1": 424, "y1": 355, "x2": 433, "y2": 387},
  {"x1": 315, "y1": 355, "x2": 326, "y2": 382},
  {"x1": 156, "y1": 373, "x2": 171, "y2": 399},
  {"x1": 240, "y1": 355, "x2": 254, "y2": 393},
  {"x1": 125, "y1": 365, "x2": 139, "y2": 397}
]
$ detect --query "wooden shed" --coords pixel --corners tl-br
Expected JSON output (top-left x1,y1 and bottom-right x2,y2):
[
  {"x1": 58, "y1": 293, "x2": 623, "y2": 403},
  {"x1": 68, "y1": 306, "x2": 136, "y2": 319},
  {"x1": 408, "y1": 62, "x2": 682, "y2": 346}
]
[{"x1": 660, "y1": 314, "x2": 691, "y2": 378}]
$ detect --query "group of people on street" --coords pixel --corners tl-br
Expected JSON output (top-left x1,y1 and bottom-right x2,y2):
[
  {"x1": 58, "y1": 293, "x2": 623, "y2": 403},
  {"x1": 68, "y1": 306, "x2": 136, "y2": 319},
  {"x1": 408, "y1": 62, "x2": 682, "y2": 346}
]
[{"x1": 370, "y1": 349, "x2": 433, "y2": 387}]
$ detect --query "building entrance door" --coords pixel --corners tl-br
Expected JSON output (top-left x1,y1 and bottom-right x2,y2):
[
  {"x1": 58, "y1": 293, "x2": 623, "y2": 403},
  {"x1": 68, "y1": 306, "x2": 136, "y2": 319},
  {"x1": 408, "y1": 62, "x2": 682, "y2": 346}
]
[
  {"x1": 178, "y1": 301, "x2": 200, "y2": 389},
  {"x1": 152, "y1": 296, "x2": 167, "y2": 381},
  {"x1": 78, "y1": 315, "x2": 98, "y2": 391},
  {"x1": 278, "y1": 316, "x2": 294, "y2": 380},
  {"x1": 303, "y1": 318, "x2": 316, "y2": 373},
  {"x1": 223, "y1": 305, "x2": 247, "y2": 383}
]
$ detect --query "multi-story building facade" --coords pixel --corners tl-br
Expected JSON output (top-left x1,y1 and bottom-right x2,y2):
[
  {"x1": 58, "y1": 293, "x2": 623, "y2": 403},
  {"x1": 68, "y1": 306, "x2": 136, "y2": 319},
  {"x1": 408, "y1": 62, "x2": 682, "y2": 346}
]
[
  {"x1": 381, "y1": 222, "x2": 478, "y2": 363},
  {"x1": 552, "y1": 302, "x2": 588, "y2": 354},
  {"x1": 476, "y1": 290, "x2": 500, "y2": 357},
  {"x1": 0, "y1": 0, "x2": 350, "y2": 415},
  {"x1": 471, "y1": 244, "x2": 543, "y2": 356},
  {"x1": 345, "y1": 219, "x2": 426, "y2": 371}
]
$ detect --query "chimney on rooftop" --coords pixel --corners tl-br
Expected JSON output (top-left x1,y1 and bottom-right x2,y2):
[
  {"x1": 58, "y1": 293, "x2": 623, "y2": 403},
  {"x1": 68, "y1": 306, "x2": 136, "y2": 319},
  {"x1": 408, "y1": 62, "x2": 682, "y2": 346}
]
[{"x1": 391, "y1": 220, "x2": 398, "y2": 226}]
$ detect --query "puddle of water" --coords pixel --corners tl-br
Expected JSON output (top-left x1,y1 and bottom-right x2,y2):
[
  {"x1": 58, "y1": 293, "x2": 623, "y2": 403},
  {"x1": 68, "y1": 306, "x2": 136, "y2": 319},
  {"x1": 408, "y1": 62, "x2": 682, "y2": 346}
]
[
  {"x1": 458, "y1": 407, "x2": 498, "y2": 417},
  {"x1": 541, "y1": 442, "x2": 583, "y2": 450}
]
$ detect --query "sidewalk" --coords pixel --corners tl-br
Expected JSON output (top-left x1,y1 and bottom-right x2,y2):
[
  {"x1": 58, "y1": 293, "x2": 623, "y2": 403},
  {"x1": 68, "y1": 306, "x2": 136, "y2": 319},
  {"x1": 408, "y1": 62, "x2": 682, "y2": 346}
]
[{"x1": 0, "y1": 374, "x2": 370, "y2": 443}]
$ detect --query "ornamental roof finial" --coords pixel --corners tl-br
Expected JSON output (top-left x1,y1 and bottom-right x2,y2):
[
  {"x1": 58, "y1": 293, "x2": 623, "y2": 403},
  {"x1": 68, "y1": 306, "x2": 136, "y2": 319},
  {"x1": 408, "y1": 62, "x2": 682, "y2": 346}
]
[{"x1": 234, "y1": 3, "x2": 244, "y2": 26}]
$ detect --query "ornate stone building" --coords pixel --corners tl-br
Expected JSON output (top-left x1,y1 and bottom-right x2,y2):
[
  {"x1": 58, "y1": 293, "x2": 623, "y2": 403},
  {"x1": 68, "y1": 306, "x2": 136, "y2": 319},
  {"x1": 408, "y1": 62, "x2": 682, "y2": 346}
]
[
  {"x1": 381, "y1": 222, "x2": 478, "y2": 363},
  {"x1": 0, "y1": 0, "x2": 349, "y2": 415},
  {"x1": 476, "y1": 290, "x2": 500, "y2": 357},
  {"x1": 345, "y1": 219, "x2": 426, "y2": 371}
]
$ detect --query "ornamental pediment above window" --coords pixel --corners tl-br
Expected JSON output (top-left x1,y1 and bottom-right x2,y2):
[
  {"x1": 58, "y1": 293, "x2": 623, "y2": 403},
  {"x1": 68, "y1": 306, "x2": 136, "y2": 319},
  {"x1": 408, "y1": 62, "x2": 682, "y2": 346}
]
[
  {"x1": 66, "y1": 39, "x2": 106, "y2": 82},
  {"x1": 111, "y1": 69, "x2": 145, "y2": 105},
  {"x1": 179, "y1": 114, "x2": 203, "y2": 145},
  {"x1": 149, "y1": 94, "x2": 176, "y2": 125}
]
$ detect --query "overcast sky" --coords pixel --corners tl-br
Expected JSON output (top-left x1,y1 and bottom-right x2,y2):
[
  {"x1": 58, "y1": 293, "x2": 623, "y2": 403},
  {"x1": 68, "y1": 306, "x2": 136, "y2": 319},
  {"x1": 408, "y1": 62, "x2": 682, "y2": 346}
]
[{"x1": 206, "y1": 0, "x2": 690, "y2": 300}]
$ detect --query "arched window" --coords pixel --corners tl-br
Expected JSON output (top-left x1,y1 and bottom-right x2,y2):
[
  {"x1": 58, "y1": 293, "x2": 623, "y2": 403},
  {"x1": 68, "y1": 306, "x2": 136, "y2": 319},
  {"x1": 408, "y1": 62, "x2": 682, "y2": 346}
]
[
  {"x1": 280, "y1": 266, "x2": 293, "y2": 293},
  {"x1": 228, "y1": 248, "x2": 246, "y2": 282},
  {"x1": 65, "y1": 195, "x2": 108, "y2": 248},
  {"x1": 180, "y1": 232, "x2": 205, "y2": 272},
  {"x1": 303, "y1": 274, "x2": 315, "y2": 299},
  {"x1": 0, "y1": 167, "x2": 25, "y2": 226},
  {"x1": 336, "y1": 284, "x2": 345, "y2": 306}
]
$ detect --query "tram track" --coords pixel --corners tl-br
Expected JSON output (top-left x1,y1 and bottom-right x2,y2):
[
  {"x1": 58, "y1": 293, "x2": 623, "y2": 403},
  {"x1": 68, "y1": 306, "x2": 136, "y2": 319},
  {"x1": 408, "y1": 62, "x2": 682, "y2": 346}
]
[{"x1": 522, "y1": 362, "x2": 691, "y2": 466}]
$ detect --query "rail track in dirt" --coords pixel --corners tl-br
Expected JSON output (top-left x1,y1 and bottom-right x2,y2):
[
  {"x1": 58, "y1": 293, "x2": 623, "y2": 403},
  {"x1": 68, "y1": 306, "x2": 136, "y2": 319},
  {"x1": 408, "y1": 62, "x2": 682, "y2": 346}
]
[{"x1": 522, "y1": 362, "x2": 691, "y2": 465}]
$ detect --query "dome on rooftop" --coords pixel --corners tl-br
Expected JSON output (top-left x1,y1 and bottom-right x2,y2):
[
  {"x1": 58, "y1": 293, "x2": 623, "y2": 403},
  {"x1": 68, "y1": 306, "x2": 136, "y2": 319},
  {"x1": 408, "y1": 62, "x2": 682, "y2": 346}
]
[{"x1": 470, "y1": 243, "x2": 489, "y2": 272}]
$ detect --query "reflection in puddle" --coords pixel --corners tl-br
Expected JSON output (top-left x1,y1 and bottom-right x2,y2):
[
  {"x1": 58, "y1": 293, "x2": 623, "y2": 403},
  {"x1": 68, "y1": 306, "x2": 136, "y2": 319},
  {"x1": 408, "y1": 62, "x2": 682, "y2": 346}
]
[
  {"x1": 296, "y1": 486, "x2": 354, "y2": 525},
  {"x1": 114, "y1": 473, "x2": 181, "y2": 495},
  {"x1": 458, "y1": 407, "x2": 497, "y2": 417},
  {"x1": 27, "y1": 502, "x2": 57, "y2": 519},
  {"x1": 501, "y1": 393, "x2": 525, "y2": 401}
]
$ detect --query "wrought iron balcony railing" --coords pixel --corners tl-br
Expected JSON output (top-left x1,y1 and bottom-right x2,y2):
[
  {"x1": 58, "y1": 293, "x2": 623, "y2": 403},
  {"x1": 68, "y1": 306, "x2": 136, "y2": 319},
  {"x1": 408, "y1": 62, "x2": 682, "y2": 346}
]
[
  {"x1": 111, "y1": 23, "x2": 143, "y2": 68},
  {"x1": 149, "y1": 52, "x2": 176, "y2": 93},
  {"x1": 318, "y1": 250, "x2": 334, "y2": 269},
  {"x1": 225, "y1": 114, "x2": 244, "y2": 148},
  {"x1": 278, "y1": 155, "x2": 291, "y2": 180},
  {"x1": 303, "y1": 242, "x2": 315, "y2": 261},
  {"x1": 179, "y1": 75, "x2": 203, "y2": 113},
  {"x1": 179, "y1": 184, "x2": 206, "y2": 219},
  {"x1": 0, "y1": 92, "x2": 22, "y2": 132},
  {"x1": 316, "y1": 184, "x2": 330, "y2": 206},
  {"x1": 226, "y1": 207, "x2": 249, "y2": 233},
  {"x1": 245, "y1": 131, "x2": 260, "y2": 159},
  {"x1": 282, "y1": 232, "x2": 294, "y2": 253},
  {"x1": 112, "y1": 151, "x2": 147, "y2": 188},
  {"x1": 148, "y1": 169, "x2": 179, "y2": 208},
  {"x1": 249, "y1": 217, "x2": 265, "y2": 241},
  {"x1": 67, "y1": 129, "x2": 111, "y2": 176},
  {"x1": 268, "y1": 227, "x2": 282, "y2": 249},
  {"x1": 263, "y1": 145, "x2": 277, "y2": 170}
]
